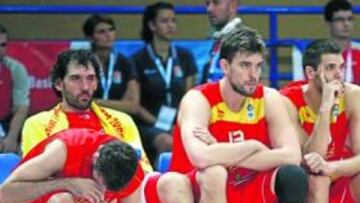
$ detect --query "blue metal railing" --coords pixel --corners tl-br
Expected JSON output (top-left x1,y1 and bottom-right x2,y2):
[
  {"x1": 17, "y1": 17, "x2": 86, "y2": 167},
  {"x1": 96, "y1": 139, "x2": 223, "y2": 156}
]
[{"x1": 1, "y1": 5, "x2": 359, "y2": 87}]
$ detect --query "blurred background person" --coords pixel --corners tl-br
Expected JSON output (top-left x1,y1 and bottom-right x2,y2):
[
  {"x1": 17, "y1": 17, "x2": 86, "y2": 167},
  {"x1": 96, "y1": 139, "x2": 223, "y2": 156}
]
[
  {"x1": 83, "y1": 14, "x2": 140, "y2": 114},
  {"x1": 0, "y1": 24, "x2": 29, "y2": 153},
  {"x1": 132, "y1": 1, "x2": 197, "y2": 166},
  {"x1": 201, "y1": 0, "x2": 241, "y2": 83},
  {"x1": 324, "y1": 0, "x2": 360, "y2": 85}
]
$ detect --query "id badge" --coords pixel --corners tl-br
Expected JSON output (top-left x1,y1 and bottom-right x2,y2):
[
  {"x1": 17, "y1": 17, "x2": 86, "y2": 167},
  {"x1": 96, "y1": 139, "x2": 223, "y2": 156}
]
[
  {"x1": 0, "y1": 123, "x2": 5, "y2": 138},
  {"x1": 155, "y1": 105, "x2": 177, "y2": 131}
]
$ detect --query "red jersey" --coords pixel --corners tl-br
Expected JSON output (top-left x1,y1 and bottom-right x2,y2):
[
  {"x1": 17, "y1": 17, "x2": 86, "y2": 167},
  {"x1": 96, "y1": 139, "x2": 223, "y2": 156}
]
[
  {"x1": 281, "y1": 85, "x2": 350, "y2": 160},
  {"x1": 170, "y1": 82, "x2": 271, "y2": 185},
  {"x1": 20, "y1": 129, "x2": 144, "y2": 203},
  {"x1": 65, "y1": 110, "x2": 103, "y2": 131},
  {"x1": 0, "y1": 63, "x2": 12, "y2": 120},
  {"x1": 343, "y1": 42, "x2": 360, "y2": 85}
]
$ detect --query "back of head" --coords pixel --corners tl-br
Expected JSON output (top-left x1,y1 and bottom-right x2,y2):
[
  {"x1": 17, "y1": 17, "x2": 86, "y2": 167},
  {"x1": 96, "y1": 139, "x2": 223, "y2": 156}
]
[
  {"x1": 324, "y1": 0, "x2": 353, "y2": 22},
  {"x1": 302, "y1": 39, "x2": 342, "y2": 71},
  {"x1": 94, "y1": 141, "x2": 138, "y2": 191},
  {"x1": 220, "y1": 25, "x2": 265, "y2": 63},
  {"x1": 141, "y1": 1, "x2": 174, "y2": 43},
  {"x1": 50, "y1": 49, "x2": 100, "y2": 97}
]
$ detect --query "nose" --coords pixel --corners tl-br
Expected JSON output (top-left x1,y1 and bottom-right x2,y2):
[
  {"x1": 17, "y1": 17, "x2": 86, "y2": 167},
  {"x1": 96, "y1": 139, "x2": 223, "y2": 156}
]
[
  {"x1": 207, "y1": 2, "x2": 214, "y2": 13},
  {"x1": 80, "y1": 78, "x2": 91, "y2": 90}
]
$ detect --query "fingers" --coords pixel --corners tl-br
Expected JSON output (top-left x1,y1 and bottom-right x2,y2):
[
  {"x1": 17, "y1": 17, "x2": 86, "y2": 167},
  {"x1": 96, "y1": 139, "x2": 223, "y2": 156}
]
[
  {"x1": 304, "y1": 153, "x2": 325, "y2": 174},
  {"x1": 193, "y1": 127, "x2": 216, "y2": 145}
]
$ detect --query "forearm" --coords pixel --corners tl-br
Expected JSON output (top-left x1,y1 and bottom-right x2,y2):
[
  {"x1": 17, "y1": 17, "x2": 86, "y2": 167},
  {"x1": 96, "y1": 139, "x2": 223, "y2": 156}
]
[
  {"x1": 304, "y1": 110, "x2": 331, "y2": 157},
  {"x1": 7, "y1": 106, "x2": 28, "y2": 141},
  {"x1": 330, "y1": 155, "x2": 360, "y2": 178},
  {"x1": 236, "y1": 147, "x2": 301, "y2": 171},
  {"x1": 191, "y1": 140, "x2": 262, "y2": 169},
  {"x1": 137, "y1": 107, "x2": 156, "y2": 125},
  {"x1": 0, "y1": 178, "x2": 70, "y2": 202}
]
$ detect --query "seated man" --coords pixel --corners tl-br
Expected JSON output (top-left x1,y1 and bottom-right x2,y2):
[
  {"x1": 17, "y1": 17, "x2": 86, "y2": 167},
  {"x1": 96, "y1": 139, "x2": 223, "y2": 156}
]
[
  {"x1": 169, "y1": 26, "x2": 308, "y2": 203},
  {"x1": 0, "y1": 128, "x2": 193, "y2": 203},
  {"x1": 281, "y1": 39, "x2": 360, "y2": 203}
]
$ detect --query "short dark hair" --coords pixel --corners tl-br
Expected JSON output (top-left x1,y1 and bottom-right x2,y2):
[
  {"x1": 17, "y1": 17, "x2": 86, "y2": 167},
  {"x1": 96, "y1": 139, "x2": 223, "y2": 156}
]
[
  {"x1": 0, "y1": 24, "x2": 7, "y2": 35},
  {"x1": 220, "y1": 25, "x2": 265, "y2": 63},
  {"x1": 94, "y1": 141, "x2": 139, "y2": 191},
  {"x1": 82, "y1": 14, "x2": 116, "y2": 38},
  {"x1": 141, "y1": 2, "x2": 174, "y2": 43},
  {"x1": 303, "y1": 39, "x2": 342, "y2": 71},
  {"x1": 324, "y1": 0, "x2": 353, "y2": 22},
  {"x1": 50, "y1": 49, "x2": 100, "y2": 97}
]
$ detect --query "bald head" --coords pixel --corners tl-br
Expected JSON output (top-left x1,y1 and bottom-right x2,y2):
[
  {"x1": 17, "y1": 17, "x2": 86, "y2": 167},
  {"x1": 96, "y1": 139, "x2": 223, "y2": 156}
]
[{"x1": 206, "y1": 0, "x2": 239, "y2": 30}]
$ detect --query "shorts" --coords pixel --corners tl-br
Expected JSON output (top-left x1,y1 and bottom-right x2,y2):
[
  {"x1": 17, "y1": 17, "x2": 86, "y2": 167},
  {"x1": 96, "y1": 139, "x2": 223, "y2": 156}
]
[
  {"x1": 187, "y1": 169, "x2": 277, "y2": 203},
  {"x1": 330, "y1": 177, "x2": 356, "y2": 203}
]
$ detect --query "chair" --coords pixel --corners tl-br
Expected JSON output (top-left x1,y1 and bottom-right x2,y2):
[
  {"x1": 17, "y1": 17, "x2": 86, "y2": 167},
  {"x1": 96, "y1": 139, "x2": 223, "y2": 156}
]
[
  {"x1": 0, "y1": 153, "x2": 21, "y2": 184},
  {"x1": 157, "y1": 152, "x2": 172, "y2": 173}
]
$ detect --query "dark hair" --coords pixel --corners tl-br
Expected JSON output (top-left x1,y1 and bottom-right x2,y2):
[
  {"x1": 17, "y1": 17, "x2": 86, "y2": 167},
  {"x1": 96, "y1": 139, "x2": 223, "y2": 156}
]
[
  {"x1": 95, "y1": 141, "x2": 139, "y2": 191},
  {"x1": 0, "y1": 24, "x2": 7, "y2": 35},
  {"x1": 324, "y1": 0, "x2": 353, "y2": 22},
  {"x1": 50, "y1": 49, "x2": 100, "y2": 97},
  {"x1": 82, "y1": 14, "x2": 116, "y2": 38},
  {"x1": 220, "y1": 25, "x2": 265, "y2": 63},
  {"x1": 141, "y1": 2, "x2": 174, "y2": 43},
  {"x1": 303, "y1": 39, "x2": 342, "y2": 71}
]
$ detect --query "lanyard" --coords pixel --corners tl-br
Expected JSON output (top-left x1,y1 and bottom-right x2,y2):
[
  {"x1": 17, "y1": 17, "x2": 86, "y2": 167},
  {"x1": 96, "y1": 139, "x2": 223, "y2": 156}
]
[
  {"x1": 345, "y1": 48, "x2": 353, "y2": 83},
  {"x1": 146, "y1": 44, "x2": 177, "y2": 105},
  {"x1": 98, "y1": 52, "x2": 116, "y2": 100}
]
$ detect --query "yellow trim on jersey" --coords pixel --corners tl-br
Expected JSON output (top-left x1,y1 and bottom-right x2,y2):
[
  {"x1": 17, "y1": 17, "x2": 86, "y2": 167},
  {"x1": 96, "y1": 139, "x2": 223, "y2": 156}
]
[
  {"x1": 210, "y1": 97, "x2": 265, "y2": 124},
  {"x1": 21, "y1": 102, "x2": 153, "y2": 173},
  {"x1": 298, "y1": 97, "x2": 346, "y2": 124}
]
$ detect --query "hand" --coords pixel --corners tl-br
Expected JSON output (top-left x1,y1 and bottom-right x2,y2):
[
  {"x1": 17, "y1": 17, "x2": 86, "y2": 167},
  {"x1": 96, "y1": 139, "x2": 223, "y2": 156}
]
[
  {"x1": 193, "y1": 127, "x2": 217, "y2": 145},
  {"x1": 319, "y1": 70, "x2": 344, "y2": 111},
  {"x1": 0, "y1": 137, "x2": 19, "y2": 153},
  {"x1": 304, "y1": 152, "x2": 336, "y2": 177},
  {"x1": 64, "y1": 178, "x2": 104, "y2": 203}
]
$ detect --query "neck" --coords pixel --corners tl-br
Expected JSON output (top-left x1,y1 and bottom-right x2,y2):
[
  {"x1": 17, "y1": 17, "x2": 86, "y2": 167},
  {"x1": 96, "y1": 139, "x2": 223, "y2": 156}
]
[
  {"x1": 216, "y1": 16, "x2": 237, "y2": 31},
  {"x1": 220, "y1": 79, "x2": 246, "y2": 111},
  {"x1": 333, "y1": 38, "x2": 351, "y2": 50},
  {"x1": 152, "y1": 36, "x2": 170, "y2": 60},
  {"x1": 303, "y1": 82, "x2": 322, "y2": 113},
  {"x1": 94, "y1": 47, "x2": 112, "y2": 68},
  {"x1": 61, "y1": 102, "x2": 91, "y2": 113}
]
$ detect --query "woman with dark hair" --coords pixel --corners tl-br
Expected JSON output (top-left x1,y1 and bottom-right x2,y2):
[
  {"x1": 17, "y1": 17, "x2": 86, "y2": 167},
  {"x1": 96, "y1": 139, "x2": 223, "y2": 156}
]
[
  {"x1": 132, "y1": 2, "x2": 198, "y2": 165},
  {"x1": 83, "y1": 14, "x2": 140, "y2": 114}
]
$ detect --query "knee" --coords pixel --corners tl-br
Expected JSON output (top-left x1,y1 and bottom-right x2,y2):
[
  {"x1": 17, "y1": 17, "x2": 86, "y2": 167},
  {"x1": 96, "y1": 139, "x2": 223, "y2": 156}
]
[
  {"x1": 197, "y1": 165, "x2": 227, "y2": 190},
  {"x1": 154, "y1": 133, "x2": 173, "y2": 153},
  {"x1": 350, "y1": 173, "x2": 360, "y2": 202},
  {"x1": 47, "y1": 192, "x2": 74, "y2": 203},
  {"x1": 157, "y1": 172, "x2": 193, "y2": 202},
  {"x1": 275, "y1": 165, "x2": 308, "y2": 203}
]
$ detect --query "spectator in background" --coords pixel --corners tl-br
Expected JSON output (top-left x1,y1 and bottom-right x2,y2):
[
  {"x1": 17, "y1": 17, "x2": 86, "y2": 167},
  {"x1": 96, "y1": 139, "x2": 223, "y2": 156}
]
[
  {"x1": 82, "y1": 14, "x2": 140, "y2": 114},
  {"x1": 0, "y1": 24, "x2": 29, "y2": 153},
  {"x1": 324, "y1": 0, "x2": 360, "y2": 85},
  {"x1": 201, "y1": 0, "x2": 242, "y2": 83},
  {"x1": 132, "y1": 2, "x2": 197, "y2": 165}
]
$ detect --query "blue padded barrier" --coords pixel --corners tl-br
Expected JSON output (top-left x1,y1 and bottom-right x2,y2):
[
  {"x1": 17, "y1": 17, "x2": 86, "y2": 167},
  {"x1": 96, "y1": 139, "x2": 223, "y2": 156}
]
[
  {"x1": 157, "y1": 152, "x2": 172, "y2": 173},
  {"x1": 0, "y1": 153, "x2": 21, "y2": 184}
]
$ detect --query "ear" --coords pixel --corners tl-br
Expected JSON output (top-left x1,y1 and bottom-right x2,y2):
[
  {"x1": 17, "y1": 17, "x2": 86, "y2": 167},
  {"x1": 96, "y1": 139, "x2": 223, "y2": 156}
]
[
  {"x1": 148, "y1": 21, "x2": 156, "y2": 32},
  {"x1": 219, "y1": 58, "x2": 230, "y2": 75},
  {"x1": 304, "y1": 65, "x2": 316, "y2": 80},
  {"x1": 54, "y1": 79, "x2": 63, "y2": 92}
]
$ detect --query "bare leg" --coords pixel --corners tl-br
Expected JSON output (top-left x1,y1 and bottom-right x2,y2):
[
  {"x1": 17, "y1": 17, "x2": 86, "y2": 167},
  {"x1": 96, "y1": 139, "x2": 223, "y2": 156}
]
[
  {"x1": 350, "y1": 173, "x2": 360, "y2": 202},
  {"x1": 157, "y1": 172, "x2": 194, "y2": 203},
  {"x1": 196, "y1": 165, "x2": 227, "y2": 203},
  {"x1": 306, "y1": 175, "x2": 331, "y2": 203},
  {"x1": 47, "y1": 192, "x2": 74, "y2": 203}
]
